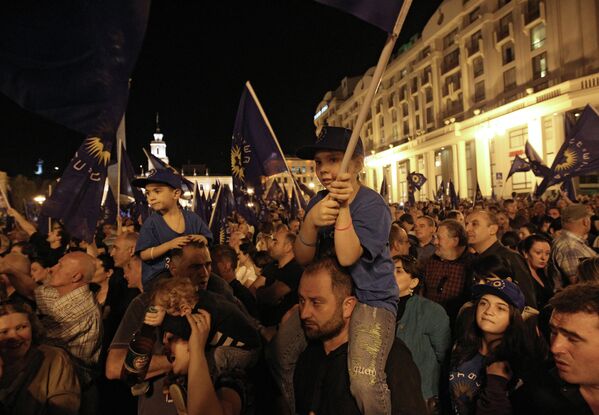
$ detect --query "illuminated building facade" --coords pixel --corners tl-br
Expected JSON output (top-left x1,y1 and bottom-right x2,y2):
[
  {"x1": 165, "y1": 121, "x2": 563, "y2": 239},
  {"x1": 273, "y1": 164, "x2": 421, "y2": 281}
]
[{"x1": 314, "y1": 0, "x2": 599, "y2": 201}]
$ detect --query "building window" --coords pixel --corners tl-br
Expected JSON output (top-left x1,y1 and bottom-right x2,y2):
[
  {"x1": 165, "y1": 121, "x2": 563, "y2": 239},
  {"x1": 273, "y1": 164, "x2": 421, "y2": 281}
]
[
  {"x1": 443, "y1": 28, "x2": 458, "y2": 49},
  {"x1": 497, "y1": 13, "x2": 512, "y2": 41},
  {"x1": 425, "y1": 87, "x2": 433, "y2": 103},
  {"x1": 443, "y1": 71, "x2": 462, "y2": 96},
  {"x1": 509, "y1": 127, "x2": 527, "y2": 148},
  {"x1": 469, "y1": 30, "x2": 482, "y2": 55},
  {"x1": 400, "y1": 85, "x2": 408, "y2": 100},
  {"x1": 498, "y1": 0, "x2": 511, "y2": 8},
  {"x1": 474, "y1": 80, "x2": 485, "y2": 102},
  {"x1": 392, "y1": 126, "x2": 399, "y2": 140},
  {"x1": 422, "y1": 66, "x2": 432, "y2": 84},
  {"x1": 378, "y1": 116, "x2": 384, "y2": 128},
  {"x1": 503, "y1": 68, "x2": 516, "y2": 91},
  {"x1": 525, "y1": 0, "x2": 542, "y2": 24},
  {"x1": 414, "y1": 96, "x2": 420, "y2": 111},
  {"x1": 442, "y1": 49, "x2": 460, "y2": 73},
  {"x1": 467, "y1": 7, "x2": 481, "y2": 24},
  {"x1": 502, "y1": 42, "x2": 515, "y2": 65},
  {"x1": 403, "y1": 120, "x2": 410, "y2": 136},
  {"x1": 401, "y1": 102, "x2": 409, "y2": 117},
  {"x1": 473, "y1": 56, "x2": 484, "y2": 78},
  {"x1": 391, "y1": 109, "x2": 398, "y2": 123},
  {"x1": 533, "y1": 52, "x2": 548, "y2": 79},
  {"x1": 531, "y1": 23, "x2": 546, "y2": 50},
  {"x1": 416, "y1": 115, "x2": 421, "y2": 131},
  {"x1": 411, "y1": 77, "x2": 418, "y2": 94},
  {"x1": 426, "y1": 106, "x2": 434, "y2": 126}
]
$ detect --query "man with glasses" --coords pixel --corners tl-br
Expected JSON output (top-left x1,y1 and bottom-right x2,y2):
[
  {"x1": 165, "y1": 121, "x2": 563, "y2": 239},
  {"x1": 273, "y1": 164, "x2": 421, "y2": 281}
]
[{"x1": 422, "y1": 219, "x2": 474, "y2": 324}]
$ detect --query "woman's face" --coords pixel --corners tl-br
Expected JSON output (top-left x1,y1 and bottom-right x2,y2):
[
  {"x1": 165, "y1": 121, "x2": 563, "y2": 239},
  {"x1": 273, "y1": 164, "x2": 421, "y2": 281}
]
[
  {"x1": 476, "y1": 294, "x2": 511, "y2": 335},
  {"x1": 238, "y1": 251, "x2": 249, "y2": 266},
  {"x1": 0, "y1": 312, "x2": 32, "y2": 361},
  {"x1": 30, "y1": 262, "x2": 49, "y2": 283},
  {"x1": 525, "y1": 241, "x2": 550, "y2": 270},
  {"x1": 393, "y1": 259, "x2": 417, "y2": 296},
  {"x1": 92, "y1": 259, "x2": 112, "y2": 284}
]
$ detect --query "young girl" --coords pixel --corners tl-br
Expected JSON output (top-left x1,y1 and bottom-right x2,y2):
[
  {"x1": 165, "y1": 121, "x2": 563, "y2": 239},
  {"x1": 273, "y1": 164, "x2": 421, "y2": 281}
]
[
  {"x1": 292, "y1": 127, "x2": 398, "y2": 415},
  {"x1": 449, "y1": 279, "x2": 539, "y2": 414}
]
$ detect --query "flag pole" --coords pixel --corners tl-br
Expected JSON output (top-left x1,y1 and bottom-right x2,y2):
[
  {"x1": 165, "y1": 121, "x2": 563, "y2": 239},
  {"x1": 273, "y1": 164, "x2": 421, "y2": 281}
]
[
  {"x1": 245, "y1": 81, "x2": 303, "y2": 208},
  {"x1": 116, "y1": 115, "x2": 125, "y2": 234},
  {"x1": 208, "y1": 184, "x2": 222, "y2": 229},
  {"x1": 339, "y1": 0, "x2": 413, "y2": 174},
  {"x1": 0, "y1": 187, "x2": 10, "y2": 210}
]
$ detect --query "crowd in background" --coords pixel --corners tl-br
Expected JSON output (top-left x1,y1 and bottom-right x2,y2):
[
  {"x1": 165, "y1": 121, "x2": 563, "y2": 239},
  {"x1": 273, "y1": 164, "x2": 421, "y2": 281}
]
[{"x1": 1, "y1": 188, "x2": 599, "y2": 415}]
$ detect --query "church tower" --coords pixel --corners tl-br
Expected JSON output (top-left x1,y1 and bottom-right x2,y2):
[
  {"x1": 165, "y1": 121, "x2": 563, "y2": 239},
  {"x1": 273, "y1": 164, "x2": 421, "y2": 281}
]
[{"x1": 149, "y1": 113, "x2": 169, "y2": 170}]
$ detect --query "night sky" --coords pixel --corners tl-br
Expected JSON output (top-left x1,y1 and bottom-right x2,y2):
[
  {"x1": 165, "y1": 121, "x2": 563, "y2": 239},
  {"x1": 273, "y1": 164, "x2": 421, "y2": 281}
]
[{"x1": 1, "y1": 0, "x2": 441, "y2": 178}]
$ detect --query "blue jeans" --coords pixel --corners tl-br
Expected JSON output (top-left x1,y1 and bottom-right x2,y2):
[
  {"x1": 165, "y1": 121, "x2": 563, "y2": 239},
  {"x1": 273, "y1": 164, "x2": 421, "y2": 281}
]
[{"x1": 267, "y1": 303, "x2": 395, "y2": 415}]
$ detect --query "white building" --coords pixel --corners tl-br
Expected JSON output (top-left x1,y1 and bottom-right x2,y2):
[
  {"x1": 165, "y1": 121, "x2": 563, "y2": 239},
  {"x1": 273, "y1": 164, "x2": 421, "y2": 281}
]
[
  {"x1": 315, "y1": 0, "x2": 599, "y2": 202},
  {"x1": 149, "y1": 113, "x2": 169, "y2": 171}
]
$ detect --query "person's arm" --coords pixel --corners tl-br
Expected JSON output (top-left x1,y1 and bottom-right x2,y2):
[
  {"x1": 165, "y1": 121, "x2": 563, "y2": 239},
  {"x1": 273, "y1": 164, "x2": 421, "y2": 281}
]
[
  {"x1": 0, "y1": 260, "x2": 36, "y2": 300},
  {"x1": 428, "y1": 306, "x2": 452, "y2": 364},
  {"x1": 255, "y1": 280, "x2": 291, "y2": 305},
  {"x1": 6, "y1": 207, "x2": 37, "y2": 236},
  {"x1": 329, "y1": 173, "x2": 363, "y2": 266},
  {"x1": 186, "y1": 311, "x2": 241, "y2": 415},
  {"x1": 139, "y1": 235, "x2": 192, "y2": 261},
  {"x1": 294, "y1": 195, "x2": 339, "y2": 265}
]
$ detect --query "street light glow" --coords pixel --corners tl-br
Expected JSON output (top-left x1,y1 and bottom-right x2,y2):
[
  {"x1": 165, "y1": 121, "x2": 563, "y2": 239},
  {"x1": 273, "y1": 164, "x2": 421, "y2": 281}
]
[{"x1": 33, "y1": 195, "x2": 46, "y2": 204}]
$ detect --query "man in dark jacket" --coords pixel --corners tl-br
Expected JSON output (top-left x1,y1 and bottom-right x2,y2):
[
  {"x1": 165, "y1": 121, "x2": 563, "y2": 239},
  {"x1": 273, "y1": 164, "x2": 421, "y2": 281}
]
[
  {"x1": 293, "y1": 257, "x2": 426, "y2": 415},
  {"x1": 465, "y1": 210, "x2": 537, "y2": 308}
]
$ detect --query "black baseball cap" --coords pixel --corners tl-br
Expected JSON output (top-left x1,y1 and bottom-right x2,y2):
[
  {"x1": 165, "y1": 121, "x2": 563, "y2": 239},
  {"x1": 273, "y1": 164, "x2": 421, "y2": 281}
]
[
  {"x1": 131, "y1": 169, "x2": 182, "y2": 190},
  {"x1": 296, "y1": 126, "x2": 364, "y2": 160}
]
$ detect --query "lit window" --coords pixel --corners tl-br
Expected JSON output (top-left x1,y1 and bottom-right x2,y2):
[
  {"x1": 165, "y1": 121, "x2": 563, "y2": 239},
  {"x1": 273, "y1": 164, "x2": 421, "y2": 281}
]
[{"x1": 531, "y1": 23, "x2": 546, "y2": 50}]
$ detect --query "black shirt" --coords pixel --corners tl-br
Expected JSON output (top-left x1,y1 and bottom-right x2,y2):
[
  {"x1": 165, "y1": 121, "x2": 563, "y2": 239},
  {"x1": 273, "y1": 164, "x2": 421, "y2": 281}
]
[
  {"x1": 294, "y1": 339, "x2": 427, "y2": 415},
  {"x1": 259, "y1": 259, "x2": 303, "y2": 326}
]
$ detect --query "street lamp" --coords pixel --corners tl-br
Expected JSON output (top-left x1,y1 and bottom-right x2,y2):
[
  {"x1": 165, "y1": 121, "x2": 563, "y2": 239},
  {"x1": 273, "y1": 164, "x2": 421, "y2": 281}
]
[
  {"x1": 33, "y1": 195, "x2": 46, "y2": 205},
  {"x1": 247, "y1": 187, "x2": 255, "y2": 196}
]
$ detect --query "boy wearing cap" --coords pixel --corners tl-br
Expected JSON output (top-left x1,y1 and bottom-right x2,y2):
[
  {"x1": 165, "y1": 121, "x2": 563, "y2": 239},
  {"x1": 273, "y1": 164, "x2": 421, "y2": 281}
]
[
  {"x1": 132, "y1": 169, "x2": 212, "y2": 287},
  {"x1": 289, "y1": 127, "x2": 398, "y2": 415}
]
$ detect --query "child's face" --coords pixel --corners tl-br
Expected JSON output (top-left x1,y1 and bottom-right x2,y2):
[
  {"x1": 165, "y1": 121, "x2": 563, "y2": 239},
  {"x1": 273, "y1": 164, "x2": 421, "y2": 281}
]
[
  {"x1": 145, "y1": 184, "x2": 180, "y2": 212},
  {"x1": 314, "y1": 150, "x2": 359, "y2": 190}
]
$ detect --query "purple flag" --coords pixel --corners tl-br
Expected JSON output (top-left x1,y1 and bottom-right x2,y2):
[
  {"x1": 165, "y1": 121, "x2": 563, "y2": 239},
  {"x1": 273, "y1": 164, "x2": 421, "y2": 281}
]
[
  {"x1": 507, "y1": 154, "x2": 531, "y2": 180},
  {"x1": 524, "y1": 141, "x2": 551, "y2": 178},
  {"x1": 145, "y1": 149, "x2": 195, "y2": 193},
  {"x1": 315, "y1": 0, "x2": 405, "y2": 33}
]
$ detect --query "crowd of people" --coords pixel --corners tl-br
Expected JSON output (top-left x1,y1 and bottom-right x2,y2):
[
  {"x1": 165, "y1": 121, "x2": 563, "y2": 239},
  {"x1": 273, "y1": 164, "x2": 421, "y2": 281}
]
[{"x1": 1, "y1": 126, "x2": 599, "y2": 415}]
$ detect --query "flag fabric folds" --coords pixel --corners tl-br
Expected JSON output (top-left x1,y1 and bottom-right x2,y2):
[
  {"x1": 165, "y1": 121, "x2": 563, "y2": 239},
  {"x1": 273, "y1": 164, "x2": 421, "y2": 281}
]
[
  {"x1": 379, "y1": 175, "x2": 389, "y2": 202},
  {"x1": 41, "y1": 138, "x2": 112, "y2": 242},
  {"x1": 315, "y1": 0, "x2": 404, "y2": 33},
  {"x1": 561, "y1": 178, "x2": 577, "y2": 202},
  {"x1": 0, "y1": 0, "x2": 150, "y2": 140},
  {"x1": 193, "y1": 183, "x2": 208, "y2": 224},
  {"x1": 436, "y1": 181, "x2": 446, "y2": 202},
  {"x1": 475, "y1": 182, "x2": 484, "y2": 204},
  {"x1": 407, "y1": 172, "x2": 426, "y2": 190},
  {"x1": 210, "y1": 185, "x2": 235, "y2": 245},
  {"x1": 506, "y1": 154, "x2": 531, "y2": 180},
  {"x1": 144, "y1": 149, "x2": 195, "y2": 193},
  {"x1": 448, "y1": 180, "x2": 459, "y2": 209},
  {"x1": 524, "y1": 141, "x2": 551, "y2": 178},
  {"x1": 537, "y1": 105, "x2": 599, "y2": 196}
]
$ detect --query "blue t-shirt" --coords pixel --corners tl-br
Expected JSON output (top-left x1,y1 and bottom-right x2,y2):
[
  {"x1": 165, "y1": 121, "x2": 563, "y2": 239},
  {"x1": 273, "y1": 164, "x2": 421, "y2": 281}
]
[
  {"x1": 449, "y1": 353, "x2": 485, "y2": 415},
  {"x1": 305, "y1": 186, "x2": 398, "y2": 314},
  {"x1": 135, "y1": 209, "x2": 212, "y2": 287}
]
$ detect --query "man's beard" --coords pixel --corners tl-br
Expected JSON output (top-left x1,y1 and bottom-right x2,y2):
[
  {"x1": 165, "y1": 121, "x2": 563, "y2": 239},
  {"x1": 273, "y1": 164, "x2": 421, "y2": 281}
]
[{"x1": 301, "y1": 307, "x2": 345, "y2": 342}]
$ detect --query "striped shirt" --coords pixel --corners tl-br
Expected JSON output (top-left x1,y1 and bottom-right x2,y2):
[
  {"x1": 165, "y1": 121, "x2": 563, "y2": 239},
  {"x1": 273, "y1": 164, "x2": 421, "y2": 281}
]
[
  {"x1": 552, "y1": 230, "x2": 597, "y2": 282},
  {"x1": 35, "y1": 284, "x2": 102, "y2": 368}
]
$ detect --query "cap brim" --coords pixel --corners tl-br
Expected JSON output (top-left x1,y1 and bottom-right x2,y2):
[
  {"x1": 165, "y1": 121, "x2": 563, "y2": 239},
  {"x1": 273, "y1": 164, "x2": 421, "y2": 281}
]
[{"x1": 471, "y1": 284, "x2": 522, "y2": 311}]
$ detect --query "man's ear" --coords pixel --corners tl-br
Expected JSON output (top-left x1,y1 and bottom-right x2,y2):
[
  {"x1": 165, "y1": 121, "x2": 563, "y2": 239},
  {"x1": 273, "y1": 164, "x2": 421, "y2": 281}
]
[
  {"x1": 72, "y1": 272, "x2": 83, "y2": 284},
  {"x1": 342, "y1": 296, "x2": 357, "y2": 319},
  {"x1": 489, "y1": 223, "x2": 499, "y2": 236}
]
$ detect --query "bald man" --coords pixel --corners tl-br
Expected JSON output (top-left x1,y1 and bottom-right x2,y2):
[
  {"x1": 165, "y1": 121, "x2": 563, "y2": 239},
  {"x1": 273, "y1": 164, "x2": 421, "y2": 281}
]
[{"x1": 5, "y1": 252, "x2": 102, "y2": 391}]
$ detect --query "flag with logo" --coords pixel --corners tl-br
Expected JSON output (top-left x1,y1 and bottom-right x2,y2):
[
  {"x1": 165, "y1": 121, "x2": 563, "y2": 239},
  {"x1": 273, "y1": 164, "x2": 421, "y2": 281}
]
[
  {"x1": 210, "y1": 185, "x2": 235, "y2": 244},
  {"x1": 537, "y1": 105, "x2": 599, "y2": 196},
  {"x1": 41, "y1": 138, "x2": 113, "y2": 242},
  {"x1": 407, "y1": 172, "x2": 426, "y2": 190},
  {"x1": 314, "y1": 0, "x2": 405, "y2": 33},
  {"x1": 506, "y1": 154, "x2": 531, "y2": 180}
]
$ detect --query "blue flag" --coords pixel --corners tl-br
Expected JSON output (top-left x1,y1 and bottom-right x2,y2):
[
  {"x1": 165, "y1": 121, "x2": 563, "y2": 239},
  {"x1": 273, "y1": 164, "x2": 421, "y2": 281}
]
[
  {"x1": 524, "y1": 141, "x2": 551, "y2": 178},
  {"x1": 144, "y1": 149, "x2": 195, "y2": 193},
  {"x1": 265, "y1": 179, "x2": 288, "y2": 205},
  {"x1": 507, "y1": 154, "x2": 531, "y2": 180},
  {"x1": 448, "y1": 180, "x2": 459, "y2": 209},
  {"x1": 41, "y1": 138, "x2": 112, "y2": 242},
  {"x1": 231, "y1": 83, "x2": 287, "y2": 205},
  {"x1": 210, "y1": 185, "x2": 235, "y2": 244},
  {"x1": 436, "y1": 181, "x2": 446, "y2": 202},
  {"x1": 537, "y1": 105, "x2": 599, "y2": 196},
  {"x1": 561, "y1": 178, "x2": 577, "y2": 202},
  {"x1": 193, "y1": 183, "x2": 208, "y2": 224},
  {"x1": 102, "y1": 187, "x2": 118, "y2": 225},
  {"x1": 0, "y1": 0, "x2": 150, "y2": 139},
  {"x1": 475, "y1": 182, "x2": 484, "y2": 204},
  {"x1": 315, "y1": 0, "x2": 405, "y2": 33},
  {"x1": 121, "y1": 146, "x2": 149, "y2": 222},
  {"x1": 379, "y1": 175, "x2": 389, "y2": 202},
  {"x1": 407, "y1": 172, "x2": 427, "y2": 190}
]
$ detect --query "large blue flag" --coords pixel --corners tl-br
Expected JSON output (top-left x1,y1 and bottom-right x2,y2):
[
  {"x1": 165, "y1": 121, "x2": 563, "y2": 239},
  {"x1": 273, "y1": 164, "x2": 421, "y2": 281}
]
[
  {"x1": 41, "y1": 138, "x2": 112, "y2": 242},
  {"x1": 231, "y1": 83, "x2": 287, "y2": 201},
  {"x1": 537, "y1": 105, "x2": 599, "y2": 195},
  {"x1": 315, "y1": 0, "x2": 405, "y2": 33},
  {"x1": 524, "y1": 141, "x2": 551, "y2": 178},
  {"x1": 210, "y1": 185, "x2": 235, "y2": 245},
  {"x1": 507, "y1": 154, "x2": 531, "y2": 180},
  {"x1": 0, "y1": 0, "x2": 150, "y2": 139}
]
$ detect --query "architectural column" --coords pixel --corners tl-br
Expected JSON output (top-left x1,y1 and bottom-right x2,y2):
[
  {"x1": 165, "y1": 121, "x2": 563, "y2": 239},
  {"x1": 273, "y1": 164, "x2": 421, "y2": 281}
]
[
  {"x1": 390, "y1": 163, "x2": 399, "y2": 203},
  {"x1": 456, "y1": 140, "x2": 468, "y2": 197},
  {"x1": 475, "y1": 137, "x2": 492, "y2": 197},
  {"x1": 427, "y1": 150, "x2": 437, "y2": 200}
]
